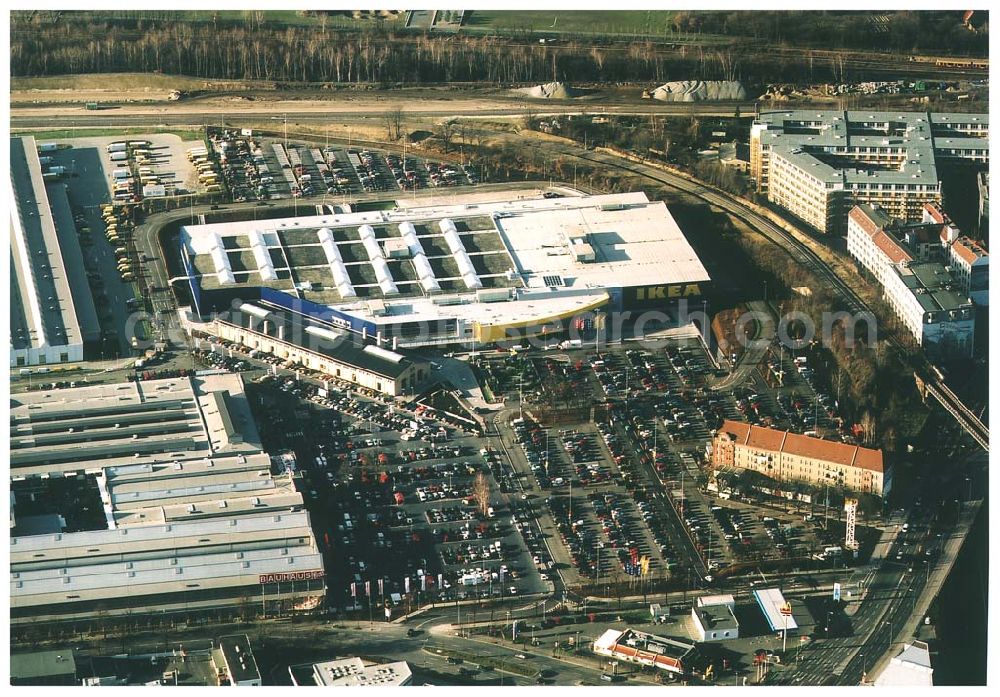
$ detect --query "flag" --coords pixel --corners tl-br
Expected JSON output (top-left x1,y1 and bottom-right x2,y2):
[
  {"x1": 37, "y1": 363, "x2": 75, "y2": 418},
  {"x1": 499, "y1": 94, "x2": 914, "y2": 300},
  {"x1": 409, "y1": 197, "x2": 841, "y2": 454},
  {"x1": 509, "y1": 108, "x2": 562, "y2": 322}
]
[
  {"x1": 351, "y1": 582, "x2": 356, "y2": 598},
  {"x1": 421, "y1": 574, "x2": 427, "y2": 592},
  {"x1": 365, "y1": 580, "x2": 371, "y2": 597},
  {"x1": 378, "y1": 578, "x2": 384, "y2": 596},
  {"x1": 405, "y1": 576, "x2": 411, "y2": 594},
  {"x1": 438, "y1": 573, "x2": 443, "y2": 589}
]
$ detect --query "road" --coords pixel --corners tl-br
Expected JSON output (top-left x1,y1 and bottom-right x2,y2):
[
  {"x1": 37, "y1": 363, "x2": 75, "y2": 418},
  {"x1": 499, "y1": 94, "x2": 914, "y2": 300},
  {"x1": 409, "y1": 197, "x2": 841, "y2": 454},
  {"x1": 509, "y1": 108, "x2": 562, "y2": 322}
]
[
  {"x1": 709, "y1": 299, "x2": 776, "y2": 393},
  {"x1": 10, "y1": 100, "x2": 754, "y2": 132}
]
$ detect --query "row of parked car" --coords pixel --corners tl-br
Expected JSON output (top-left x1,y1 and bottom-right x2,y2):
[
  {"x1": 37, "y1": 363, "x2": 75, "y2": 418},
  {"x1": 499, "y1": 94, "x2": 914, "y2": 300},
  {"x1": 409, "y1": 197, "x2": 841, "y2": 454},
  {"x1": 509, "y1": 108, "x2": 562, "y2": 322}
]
[
  {"x1": 549, "y1": 495, "x2": 602, "y2": 579},
  {"x1": 590, "y1": 492, "x2": 652, "y2": 576}
]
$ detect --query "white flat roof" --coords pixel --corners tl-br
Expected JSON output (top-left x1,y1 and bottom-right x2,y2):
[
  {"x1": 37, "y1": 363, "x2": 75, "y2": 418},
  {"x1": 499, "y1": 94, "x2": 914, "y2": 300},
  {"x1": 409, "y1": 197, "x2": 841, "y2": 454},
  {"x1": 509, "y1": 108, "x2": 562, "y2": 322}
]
[
  {"x1": 494, "y1": 193, "x2": 709, "y2": 289},
  {"x1": 874, "y1": 642, "x2": 934, "y2": 686},
  {"x1": 313, "y1": 658, "x2": 412, "y2": 687},
  {"x1": 752, "y1": 587, "x2": 798, "y2": 631},
  {"x1": 594, "y1": 628, "x2": 625, "y2": 651},
  {"x1": 335, "y1": 286, "x2": 609, "y2": 330}
]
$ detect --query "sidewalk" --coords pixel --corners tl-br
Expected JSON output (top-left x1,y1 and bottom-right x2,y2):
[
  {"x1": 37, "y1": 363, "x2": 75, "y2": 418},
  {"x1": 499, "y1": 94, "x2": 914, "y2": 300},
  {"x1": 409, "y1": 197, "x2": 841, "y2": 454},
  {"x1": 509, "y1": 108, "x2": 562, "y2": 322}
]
[{"x1": 431, "y1": 355, "x2": 491, "y2": 411}]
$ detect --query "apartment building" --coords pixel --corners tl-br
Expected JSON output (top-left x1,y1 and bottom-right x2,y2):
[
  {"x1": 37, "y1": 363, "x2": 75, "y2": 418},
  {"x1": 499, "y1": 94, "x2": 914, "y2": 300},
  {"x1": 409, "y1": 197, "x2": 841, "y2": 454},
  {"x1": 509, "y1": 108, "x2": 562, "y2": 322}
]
[
  {"x1": 711, "y1": 420, "x2": 889, "y2": 498},
  {"x1": 949, "y1": 236, "x2": 989, "y2": 306},
  {"x1": 883, "y1": 261, "x2": 976, "y2": 357},
  {"x1": 846, "y1": 204, "x2": 978, "y2": 356},
  {"x1": 750, "y1": 110, "x2": 988, "y2": 234}
]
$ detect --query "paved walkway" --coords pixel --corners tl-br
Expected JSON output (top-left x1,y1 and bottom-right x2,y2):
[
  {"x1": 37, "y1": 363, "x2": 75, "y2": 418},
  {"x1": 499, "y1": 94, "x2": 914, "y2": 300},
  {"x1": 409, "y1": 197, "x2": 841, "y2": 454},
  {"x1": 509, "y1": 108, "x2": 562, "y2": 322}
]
[{"x1": 429, "y1": 355, "x2": 491, "y2": 411}]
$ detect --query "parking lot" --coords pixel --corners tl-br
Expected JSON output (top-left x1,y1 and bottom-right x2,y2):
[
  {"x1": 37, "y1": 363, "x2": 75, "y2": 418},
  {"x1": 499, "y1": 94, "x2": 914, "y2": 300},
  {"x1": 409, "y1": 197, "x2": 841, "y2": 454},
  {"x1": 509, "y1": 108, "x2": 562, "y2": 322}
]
[
  {"x1": 208, "y1": 127, "x2": 477, "y2": 203},
  {"x1": 483, "y1": 332, "x2": 855, "y2": 588},
  {"x1": 183, "y1": 334, "x2": 546, "y2": 613},
  {"x1": 161, "y1": 311, "x2": 861, "y2": 605}
]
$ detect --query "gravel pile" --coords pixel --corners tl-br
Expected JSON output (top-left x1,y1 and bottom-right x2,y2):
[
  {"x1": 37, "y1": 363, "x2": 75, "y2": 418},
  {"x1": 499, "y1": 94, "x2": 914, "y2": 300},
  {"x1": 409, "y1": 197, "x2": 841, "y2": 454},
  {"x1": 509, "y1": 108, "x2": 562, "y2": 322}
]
[
  {"x1": 651, "y1": 80, "x2": 747, "y2": 102},
  {"x1": 516, "y1": 81, "x2": 580, "y2": 99}
]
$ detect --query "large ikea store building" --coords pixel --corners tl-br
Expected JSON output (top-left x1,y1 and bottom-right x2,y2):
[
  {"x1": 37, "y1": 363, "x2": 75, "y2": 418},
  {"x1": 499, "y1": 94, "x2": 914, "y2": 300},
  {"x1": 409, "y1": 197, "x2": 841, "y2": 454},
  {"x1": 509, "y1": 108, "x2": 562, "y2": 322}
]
[{"x1": 180, "y1": 191, "x2": 710, "y2": 348}]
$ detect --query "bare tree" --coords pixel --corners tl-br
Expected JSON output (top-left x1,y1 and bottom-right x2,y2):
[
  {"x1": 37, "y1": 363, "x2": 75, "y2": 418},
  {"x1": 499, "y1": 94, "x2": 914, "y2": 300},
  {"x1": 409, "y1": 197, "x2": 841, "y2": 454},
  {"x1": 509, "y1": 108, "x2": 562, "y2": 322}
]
[
  {"x1": 385, "y1": 106, "x2": 405, "y2": 141},
  {"x1": 860, "y1": 410, "x2": 877, "y2": 446},
  {"x1": 472, "y1": 471, "x2": 491, "y2": 518},
  {"x1": 437, "y1": 119, "x2": 456, "y2": 152}
]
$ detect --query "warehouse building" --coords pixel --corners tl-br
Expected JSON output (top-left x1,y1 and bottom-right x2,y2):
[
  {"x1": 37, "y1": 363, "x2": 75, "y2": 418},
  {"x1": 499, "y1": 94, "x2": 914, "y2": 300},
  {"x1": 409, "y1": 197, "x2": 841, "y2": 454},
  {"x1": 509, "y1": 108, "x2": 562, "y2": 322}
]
[
  {"x1": 9, "y1": 376, "x2": 323, "y2": 625},
  {"x1": 711, "y1": 420, "x2": 889, "y2": 498},
  {"x1": 10, "y1": 512, "x2": 324, "y2": 625},
  {"x1": 750, "y1": 111, "x2": 988, "y2": 234},
  {"x1": 10, "y1": 650, "x2": 79, "y2": 686},
  {"x1": 205, "y1": 305, "x2": 428, "y2": 397},
  {"x1": 9, "y1": 373, "x2": 262, "y2": 479},
  {"x1": 179, "y1": 192, "x2": 710, "y2": 348},
  {"x1": 873, "y1": 641, "x2": 934, "y2": 686},
  {"x1": 10, "y1": 136, "x2": 101, "y2": 367}
]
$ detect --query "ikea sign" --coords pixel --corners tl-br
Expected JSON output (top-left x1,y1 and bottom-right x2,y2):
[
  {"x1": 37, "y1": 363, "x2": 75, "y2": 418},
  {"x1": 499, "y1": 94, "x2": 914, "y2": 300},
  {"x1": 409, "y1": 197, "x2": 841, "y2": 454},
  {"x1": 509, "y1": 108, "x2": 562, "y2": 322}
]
[{"x1": 629, "y1": 283, "x2": 703, "y2": 303}]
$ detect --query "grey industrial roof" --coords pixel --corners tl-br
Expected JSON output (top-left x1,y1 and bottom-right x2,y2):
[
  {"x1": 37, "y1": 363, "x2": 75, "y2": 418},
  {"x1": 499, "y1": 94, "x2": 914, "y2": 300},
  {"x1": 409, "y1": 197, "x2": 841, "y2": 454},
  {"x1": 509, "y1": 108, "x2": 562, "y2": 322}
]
[
  {"x1": 10, "y1": 650, "x2": 77, "y2": 681},
  {"x1": 694, "y1": 603, "x2": 739, "y2": 632},
  {"x1": 46, "y1": 171, "x2": 101, "y2": 342},
  {"x1": 221, "y1": 309, "x2": 421, "y2": 380},
  {"x1": 10, "y1": 511, "x2": 320, "y2": 607},
  {"x1": 874, "y1": 641, "x2": 933, "y2": 686},
  {"x1": 10, "y1": 136, "x2": 81, "y2": 349},
  {"x1": 218, "y1": 635, "x2": 261, "y2": 684},
  {"x1": 9, "y1": 375, "x2": 261, "y2": 478},
  {"x1": 756, "y1": 110, "x2": 988, "y2": 187},
  {"x1": 10, "y1": 251, "x2": 34, "y2": 350},
  {"x1": 895, "y1": 261, "x2": 972, "y2": 312}
]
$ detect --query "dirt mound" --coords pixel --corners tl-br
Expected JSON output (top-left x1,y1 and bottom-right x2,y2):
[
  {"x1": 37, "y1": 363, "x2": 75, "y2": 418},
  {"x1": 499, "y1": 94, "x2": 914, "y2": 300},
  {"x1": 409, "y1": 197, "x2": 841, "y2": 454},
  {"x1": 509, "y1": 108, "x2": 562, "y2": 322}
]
[
  {"x1": 651, "y1": 80, "x2": 746, "y2": 102},
  {"x1": 516, "y1": 81, "x2": 580, "y2": 99}
]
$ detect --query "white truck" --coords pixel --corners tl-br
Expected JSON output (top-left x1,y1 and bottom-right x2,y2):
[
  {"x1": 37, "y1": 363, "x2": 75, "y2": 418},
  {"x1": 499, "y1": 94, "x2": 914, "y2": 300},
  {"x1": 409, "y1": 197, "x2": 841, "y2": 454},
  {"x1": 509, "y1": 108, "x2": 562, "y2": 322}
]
[
  {"x1": 107, "y1": 142, "x2": 128, "y2": 154},
  {"x1": 110, "y1": 151, "x2": 128, "y2": 162},
  {"x1": 112, "y1": 168, "x2": 131, "y2": 180}
]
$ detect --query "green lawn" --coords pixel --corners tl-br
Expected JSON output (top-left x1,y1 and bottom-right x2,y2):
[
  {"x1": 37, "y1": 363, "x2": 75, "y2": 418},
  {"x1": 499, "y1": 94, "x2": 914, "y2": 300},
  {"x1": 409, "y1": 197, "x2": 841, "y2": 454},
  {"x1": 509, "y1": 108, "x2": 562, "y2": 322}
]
[
  {"x1": 466, "y1": 10, "x2": 676, "y2": 36},
  {"x1": 12, "y1": 127, "x2": 204, "y2": 142},
  {"x1": 57, "y1": 9, "x2": 403, "y2": 29}
]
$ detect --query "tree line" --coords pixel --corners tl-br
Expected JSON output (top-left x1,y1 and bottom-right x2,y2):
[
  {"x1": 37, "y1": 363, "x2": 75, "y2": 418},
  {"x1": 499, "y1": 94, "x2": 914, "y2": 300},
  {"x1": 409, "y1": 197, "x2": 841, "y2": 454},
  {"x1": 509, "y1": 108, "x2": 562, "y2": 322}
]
[
  {"x1": 668, "y1": 10, "x2": 987, "y2": 56},
  {"x1": 10, "y1": 14, "x2": 941, "y2": 87}
]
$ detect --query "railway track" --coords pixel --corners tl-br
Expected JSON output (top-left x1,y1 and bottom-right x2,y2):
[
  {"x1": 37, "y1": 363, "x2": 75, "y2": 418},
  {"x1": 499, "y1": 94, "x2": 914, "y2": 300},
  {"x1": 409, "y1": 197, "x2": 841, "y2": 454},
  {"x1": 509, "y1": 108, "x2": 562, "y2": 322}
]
[{"x1": 542, "y1": 143, "x2": 988, "y2": 451}]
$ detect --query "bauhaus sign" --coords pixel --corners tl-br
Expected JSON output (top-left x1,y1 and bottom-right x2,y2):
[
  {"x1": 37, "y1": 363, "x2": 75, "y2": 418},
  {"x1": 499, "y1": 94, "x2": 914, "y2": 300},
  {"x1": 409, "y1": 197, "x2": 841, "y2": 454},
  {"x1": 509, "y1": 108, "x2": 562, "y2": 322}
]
[
  {"x1": 630, "y1": 283, "x2": 703, "y2": 302},
  {"x1": 259, "y1": 570, "x2": 325, "y2": 584}
]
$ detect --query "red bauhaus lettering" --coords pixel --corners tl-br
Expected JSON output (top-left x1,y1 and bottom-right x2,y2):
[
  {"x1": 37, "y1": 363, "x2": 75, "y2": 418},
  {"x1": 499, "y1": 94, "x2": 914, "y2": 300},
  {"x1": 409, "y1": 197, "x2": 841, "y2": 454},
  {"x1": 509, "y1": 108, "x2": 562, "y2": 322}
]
[{"x1": 258, "y1": 570, "x2": 325, "y2": 584}]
